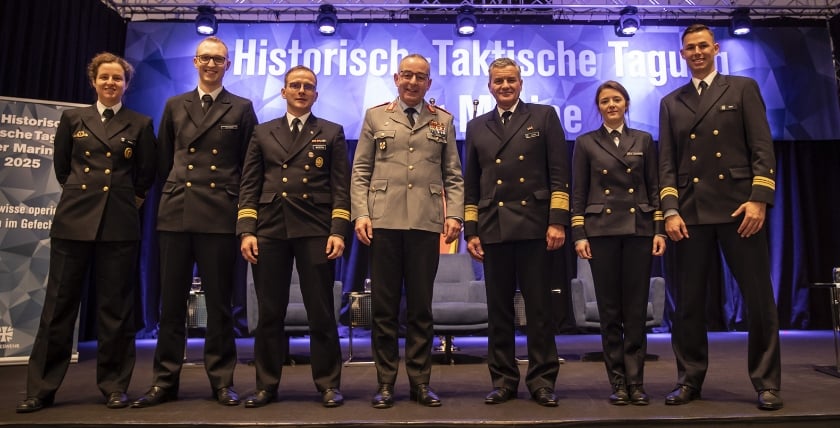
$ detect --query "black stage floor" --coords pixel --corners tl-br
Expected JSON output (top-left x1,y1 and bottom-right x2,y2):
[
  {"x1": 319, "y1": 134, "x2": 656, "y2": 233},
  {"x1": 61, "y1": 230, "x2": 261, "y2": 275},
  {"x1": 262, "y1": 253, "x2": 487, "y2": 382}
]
[{"x1": 2, "y1": 330, "x2": 839, "y2": 427}]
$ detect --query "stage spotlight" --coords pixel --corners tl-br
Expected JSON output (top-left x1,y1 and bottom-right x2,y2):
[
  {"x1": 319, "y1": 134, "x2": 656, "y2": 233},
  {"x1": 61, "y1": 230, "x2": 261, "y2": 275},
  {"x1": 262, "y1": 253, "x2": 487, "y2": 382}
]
[
  {"x1": 730, "y1": 8, "x2": 752, "y2": 36},
  {"x1": 456, "y1": 6, "x2": 477, "y2": 36},
  {"x1": 317, "y1": 4, "x2": 338, "y2": 35},
  {"x1": 195, "y1": 6, "x2": 217, "y2": 36},
  {"x1": 614, "y1": 6, "x2": 640, "y2": 37}
]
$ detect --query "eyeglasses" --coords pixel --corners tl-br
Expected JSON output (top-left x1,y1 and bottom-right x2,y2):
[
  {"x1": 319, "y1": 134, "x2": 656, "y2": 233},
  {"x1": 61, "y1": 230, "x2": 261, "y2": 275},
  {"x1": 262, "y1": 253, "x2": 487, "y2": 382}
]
[
  {"x1": 398, "y1": 70, "x2": 429, "y2": 83},
  {"x1": 195, "y1": 55, "x2": 228, "y2": 65},
  {"x1": 288, "y1": 82, "x2": 316, "y2": 92}
]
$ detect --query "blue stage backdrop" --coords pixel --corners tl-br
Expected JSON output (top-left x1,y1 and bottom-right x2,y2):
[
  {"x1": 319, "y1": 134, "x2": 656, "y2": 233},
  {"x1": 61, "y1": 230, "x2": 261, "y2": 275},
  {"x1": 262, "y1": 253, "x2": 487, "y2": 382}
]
[{"x1": 124, "y1": 22, "x2": 840, "y2": 142}]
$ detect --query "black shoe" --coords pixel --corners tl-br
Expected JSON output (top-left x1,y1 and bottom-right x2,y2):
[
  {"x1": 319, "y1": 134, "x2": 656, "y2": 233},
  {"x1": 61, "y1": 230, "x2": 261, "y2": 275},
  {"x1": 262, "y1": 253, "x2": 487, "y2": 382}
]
[
  {"x1": 609, "y1": 385, "x2": 629, "y2": 406},
  {"x1": 410, "y1": 384, "x2": 441, "y2": 407},
  {"x1": 371, "y1": 384, "x2": 394, "y2": 409},
  {"x1": 757, "y1": 389, "x2": 783, "y2": 411},
  {"x1": 244, "y1": 389, "x2": 276, "y2": 408},
  {"x1": 322, "y1": 388, "x2": 344, "y2": 408},
  {"x1": 16, "y1": 397, "x2": 52, "y2": 413},
  {"x1": 532, "y1": 387, "x2": 558, "y2": 407},
  {"x1": 106, "y1": 392, "x2": 129, "y2": 409},
  {"x1": 665, "y1": 385, "x2": 700, "y2": 405},
  {"x1": 215, "y1": 387, "x2": 240, "y2": 406},
  {"x1": 628, "y1": 385, "x2": 649, "y2": 406},
  {"x1": 485, "y1": 387, "x2": 517, "y2": 404},
  {"x1": 130, "y1": 386, "x2": 176, "y2": 408}
]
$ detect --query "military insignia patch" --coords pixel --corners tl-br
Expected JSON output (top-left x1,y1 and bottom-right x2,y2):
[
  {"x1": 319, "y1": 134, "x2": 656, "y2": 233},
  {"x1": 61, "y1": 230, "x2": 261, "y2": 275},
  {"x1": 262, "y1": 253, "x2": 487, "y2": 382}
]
[{"x1": 73, "y1": 130, "x2": 89, "y2": 138}]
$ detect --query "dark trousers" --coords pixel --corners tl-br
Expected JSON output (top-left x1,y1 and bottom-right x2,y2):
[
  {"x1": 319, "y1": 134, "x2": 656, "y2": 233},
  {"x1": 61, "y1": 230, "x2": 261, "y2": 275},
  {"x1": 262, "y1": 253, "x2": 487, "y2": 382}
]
[
  {"x1": 588, "y1": 235, "x2": 652, "y2": 387},
  {"x1": 152, "y1": 231, "x2": 237, "y2": 393},
  {"x1": 250, "y1": 236, "x2": 341, "y2": 392},
  {"x1": 26, "y1": 238, "x2": 138, "y2": 399},
  {"x1": 671, "y1": 223, "x2": 781, "y2": 392},
  {"x1": 369, "y1": 229, "x2": 439, "y2": 387},
  {"x1": 483, "y1": 239, "x2": 559, "y2": 394}
]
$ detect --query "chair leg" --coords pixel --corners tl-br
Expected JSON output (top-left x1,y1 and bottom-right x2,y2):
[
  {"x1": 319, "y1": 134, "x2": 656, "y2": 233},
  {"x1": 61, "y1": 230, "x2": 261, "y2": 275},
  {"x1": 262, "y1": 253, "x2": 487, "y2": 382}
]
[{"x1": 444, "y1": 335, "x2": 454, "y2": 365}]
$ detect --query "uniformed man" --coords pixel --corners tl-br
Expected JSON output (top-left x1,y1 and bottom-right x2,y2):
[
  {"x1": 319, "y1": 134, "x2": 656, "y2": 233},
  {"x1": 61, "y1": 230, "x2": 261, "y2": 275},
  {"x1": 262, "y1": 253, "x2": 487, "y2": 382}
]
[
  {"x1": 237, "y1": 65, "x2": 349, "y2": 408},
  {"x1": 351, "y1": 53, "x2": 464, "y2": 409},
  {"x1": 17, "y1": 52, "x2": 156, "y2": 413},
  {"x1": 132, "y1": 36, "x2": 258, "y2": 408},
  {"x1": 658, "y1": 24, "x2": 782, "y2": 410},
  {"x1": 464, "y1": 57, "x2": 568, "y2": 407}
]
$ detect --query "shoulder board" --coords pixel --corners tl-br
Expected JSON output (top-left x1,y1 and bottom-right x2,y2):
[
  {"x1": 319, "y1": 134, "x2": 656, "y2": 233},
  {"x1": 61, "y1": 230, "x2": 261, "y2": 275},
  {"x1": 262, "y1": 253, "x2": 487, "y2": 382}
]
[
  {"x1": 428, "y1": 104, "x2": 451, "y2": 115},
  {"x1": 369, "y1": 101, "x2": 391, "y2": 112}
]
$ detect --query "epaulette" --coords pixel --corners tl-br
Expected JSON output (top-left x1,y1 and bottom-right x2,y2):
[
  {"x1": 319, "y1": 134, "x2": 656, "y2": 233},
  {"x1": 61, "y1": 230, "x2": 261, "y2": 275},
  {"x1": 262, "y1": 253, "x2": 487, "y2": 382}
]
[
  {"x1": 382, "y1": 101, "x2": 398, "y2": 112},
  {"x1": 429, "y1": 104, "x2": 451, "y2": 115}
]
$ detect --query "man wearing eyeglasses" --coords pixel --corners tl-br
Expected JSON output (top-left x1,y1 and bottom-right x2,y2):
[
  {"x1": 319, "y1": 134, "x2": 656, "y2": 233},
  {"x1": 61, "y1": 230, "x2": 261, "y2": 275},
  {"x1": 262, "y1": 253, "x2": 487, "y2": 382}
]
[
  {"x1": 351, "y1": 53, "x2": 464, "y2": 409},
  {"x1": 236, "y1": 65, "x2": 349, "y2": 408},
  {"x1": 132, "y1": 36, "x2": 258, "y2": 408}
]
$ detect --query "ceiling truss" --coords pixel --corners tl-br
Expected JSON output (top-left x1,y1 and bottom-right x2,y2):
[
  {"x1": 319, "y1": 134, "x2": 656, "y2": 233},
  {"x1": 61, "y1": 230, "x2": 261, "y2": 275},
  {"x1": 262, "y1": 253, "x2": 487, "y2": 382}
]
[{"x1": 103, "y1": 1, "x2": 840, "y2": 23}]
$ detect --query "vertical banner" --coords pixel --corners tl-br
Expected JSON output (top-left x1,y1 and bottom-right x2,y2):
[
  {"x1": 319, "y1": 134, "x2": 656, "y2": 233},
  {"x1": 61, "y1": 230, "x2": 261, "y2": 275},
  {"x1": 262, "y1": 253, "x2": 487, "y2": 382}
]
[{"x1": 0, "y1": 96, "x2": 83, "y2": 365}]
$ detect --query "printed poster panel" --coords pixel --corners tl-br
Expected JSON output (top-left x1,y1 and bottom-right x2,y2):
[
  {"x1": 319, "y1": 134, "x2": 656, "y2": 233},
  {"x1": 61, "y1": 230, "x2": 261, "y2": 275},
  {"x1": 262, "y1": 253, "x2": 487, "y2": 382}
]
[{"x1": 0, "y1": 96, "x2": 83, "y2": 365}]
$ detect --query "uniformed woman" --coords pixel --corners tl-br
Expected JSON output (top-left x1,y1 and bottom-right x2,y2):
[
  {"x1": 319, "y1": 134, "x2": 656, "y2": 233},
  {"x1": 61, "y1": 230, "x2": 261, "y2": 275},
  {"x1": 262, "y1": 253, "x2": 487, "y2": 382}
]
[
  {"x1": 570, "y1": 80, "x2": 665, "y2": 406},
  {"x1": 17, "y1": 52, "x2": 156, "y2": 413}
]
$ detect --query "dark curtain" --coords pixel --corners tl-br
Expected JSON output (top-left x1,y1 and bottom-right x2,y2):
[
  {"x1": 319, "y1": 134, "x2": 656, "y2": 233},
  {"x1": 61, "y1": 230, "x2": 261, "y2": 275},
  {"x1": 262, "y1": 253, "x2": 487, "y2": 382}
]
[
  {"x1": 1, "y1": 1, "x2": 838, "y2": 340},
  {"x1": 0, "y1": 0, "x2": 127, "y2": 104}
]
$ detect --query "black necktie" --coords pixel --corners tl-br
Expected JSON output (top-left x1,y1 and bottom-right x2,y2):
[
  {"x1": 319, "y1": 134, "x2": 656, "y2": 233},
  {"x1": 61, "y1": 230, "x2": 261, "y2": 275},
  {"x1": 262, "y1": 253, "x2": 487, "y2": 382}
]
[
  {"x1": 103, "y1": 108, "x2": 114, "y2": 124},
  {"x1": 202, "y1": 94, "x2": 213, "y2": 114},
  {"x1": 501, "y1": 110, "x2": 512, "y2": 126},
  {"x1": 610, "y1": 130, "x2": 621, "y2": 146},
  {"x1": 404, "y1": 107, "x2": 416, "y2": 127},
  {"x1": 290, "y1": 118, "x2": 301, "y2": 140},
  {"x1": 698, "y1": 81, "x2": 708, "y2": 96}
]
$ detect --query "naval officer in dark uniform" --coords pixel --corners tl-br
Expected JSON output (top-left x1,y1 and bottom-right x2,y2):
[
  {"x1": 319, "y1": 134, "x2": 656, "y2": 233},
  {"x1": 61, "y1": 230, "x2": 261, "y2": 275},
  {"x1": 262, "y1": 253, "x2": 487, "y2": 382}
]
[
  {"x1": 464, "y1": 57, "x2": 568, "y2": 407},
  {"x1": 237, "y1": 65, "x2": 349, "y2": 408},
  {"x1": 17, "y1": 52, "x2": 156, "y2": 413},
  {"x1": 658, "y1": 24, "x2": 782, "y2": 411},
  {"x1": 132, "y1": 36, "x2": 258, "y2": 408},
  {"x1": 571, "y1": 80, "x2": 665, "y2": 406}
]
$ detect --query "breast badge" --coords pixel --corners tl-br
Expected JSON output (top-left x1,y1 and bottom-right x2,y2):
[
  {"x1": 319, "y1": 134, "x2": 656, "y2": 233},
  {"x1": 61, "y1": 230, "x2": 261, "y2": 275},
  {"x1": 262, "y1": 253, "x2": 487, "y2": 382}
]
[
  {"x1": 124, "y1": 147, "x2": 133, "y2": 159},
  {"x1": 315, "y1": 157, "x2": 324, "y2": 168},
  {"x1": 73, "y1": 130, "x2": 89, "y2": 138}
]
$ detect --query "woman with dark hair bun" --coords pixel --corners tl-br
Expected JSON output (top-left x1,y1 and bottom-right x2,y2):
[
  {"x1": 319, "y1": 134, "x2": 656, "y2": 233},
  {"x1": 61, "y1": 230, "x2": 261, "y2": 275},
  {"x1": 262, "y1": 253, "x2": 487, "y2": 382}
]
[
  {"x1": 570, "y1": 80, "x2": 665, "y2": 406},
  {"x1": 16, "y1": 52, "x2": 156, "y2": 413}
]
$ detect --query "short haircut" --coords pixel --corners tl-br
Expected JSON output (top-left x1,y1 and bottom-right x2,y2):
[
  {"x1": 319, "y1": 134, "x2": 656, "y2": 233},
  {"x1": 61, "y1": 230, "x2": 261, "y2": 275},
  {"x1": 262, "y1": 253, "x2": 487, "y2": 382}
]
[
  {"x1": 284, "y1": 65, "x2": 318, "y2": 86},
  {"x1": 682, "y1": 23, "x2": 715, "y2": 44},
  {"x1": 487, "y1": 58, "x2": 521, "y2": 82}
]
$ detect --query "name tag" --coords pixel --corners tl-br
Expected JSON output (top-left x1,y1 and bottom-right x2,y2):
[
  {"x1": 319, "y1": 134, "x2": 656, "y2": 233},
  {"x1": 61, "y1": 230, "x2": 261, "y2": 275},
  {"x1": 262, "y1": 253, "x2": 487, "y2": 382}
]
[
  {"x1": 719, "y1": 105, "x2": 737, "y2": 111},
  {"x1": 525, "y1": 131, "x2": 540, "y2": 139},
  {"x1": 220, "y1": 124, "x2": 239, "y2": 130},
  {"x1": 312, "y1": 144, "x2": 327, "y2": 150},
  {"x1": 626, "y1": 152, "x2": 643, "y2": 156}
]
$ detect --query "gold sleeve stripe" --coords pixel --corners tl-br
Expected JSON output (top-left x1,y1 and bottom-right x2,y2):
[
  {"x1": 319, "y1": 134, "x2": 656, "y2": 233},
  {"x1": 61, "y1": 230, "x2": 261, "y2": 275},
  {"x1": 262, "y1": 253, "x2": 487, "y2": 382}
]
[
  {"x1": 332, "y1": 209, "x2": 350, "y2": 221},
  {"x1": 237, "y1": 208, "x2": 257, "y2": 220},
  {"x1": 571, "y1": 215, "x2": 585, "y2": 227},
  {"x1": 753, "y1": 176, "x2": 776, "y2": 191},
  {"x1": 465, "y1": 205, "x2": 478, "y2": 222},
  {"x1": 654, "y1": 210, "x2": 664, "y2": 221},
  {"x1": 660, "y1": 187, "x2": 678, "y2": 200},
  {"x1": 550, "y1": 191, "x2": 570, "y2": 211}
]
